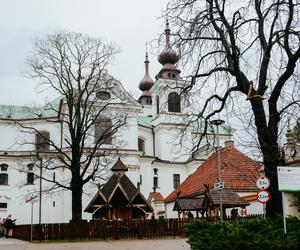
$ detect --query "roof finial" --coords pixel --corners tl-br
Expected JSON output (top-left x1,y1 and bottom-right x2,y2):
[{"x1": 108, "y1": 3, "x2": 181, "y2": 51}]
[{"x1": 165, "y1": 18, "x2": 171, "y2": 48}]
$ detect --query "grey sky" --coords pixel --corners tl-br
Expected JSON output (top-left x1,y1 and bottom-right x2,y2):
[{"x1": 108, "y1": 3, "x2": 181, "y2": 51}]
[{"x1": 0, "y1": 0, "x2": 167, "y2": 106}]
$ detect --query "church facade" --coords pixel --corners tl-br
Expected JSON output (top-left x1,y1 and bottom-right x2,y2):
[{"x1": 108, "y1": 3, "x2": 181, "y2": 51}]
[{"x1": 0, "y1": 23, "x2": 231, "y2": 224}]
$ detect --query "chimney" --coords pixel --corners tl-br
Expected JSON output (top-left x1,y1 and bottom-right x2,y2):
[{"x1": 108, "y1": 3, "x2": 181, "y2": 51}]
[{"x1": 225, "y1": 140, "x2": 234, "y2": 148}]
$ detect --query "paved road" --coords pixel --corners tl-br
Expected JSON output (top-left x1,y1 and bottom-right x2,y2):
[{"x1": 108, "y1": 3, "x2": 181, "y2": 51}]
[{"x1": 0, "y1": 237, "x2": 191, "y2": 250}]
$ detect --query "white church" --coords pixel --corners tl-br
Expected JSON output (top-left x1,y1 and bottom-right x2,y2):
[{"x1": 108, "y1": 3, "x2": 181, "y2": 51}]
[{"x1": 0, "y1": 23, "x2": 232, "y2": 224}]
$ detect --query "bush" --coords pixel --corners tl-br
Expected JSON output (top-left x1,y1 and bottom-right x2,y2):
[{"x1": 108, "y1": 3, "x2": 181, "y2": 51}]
[{"x1": 185, "y1": 216, "x2": 300, "y2": 250}]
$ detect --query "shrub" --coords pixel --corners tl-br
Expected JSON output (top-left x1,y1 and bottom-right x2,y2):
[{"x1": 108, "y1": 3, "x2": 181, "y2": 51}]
[{"x1": 184, "y1": 216, "x2": 300, "y2": 250}]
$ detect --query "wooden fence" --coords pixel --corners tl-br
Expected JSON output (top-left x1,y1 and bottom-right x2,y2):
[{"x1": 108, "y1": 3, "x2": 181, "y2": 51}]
[{"x1": 15, "y1": 218, "x2": 188, "y2": 241}]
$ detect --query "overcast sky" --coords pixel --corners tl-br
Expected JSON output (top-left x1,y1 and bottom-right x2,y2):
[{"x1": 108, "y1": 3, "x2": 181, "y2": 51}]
[{"x1": 0, "y1": 0, "x2": 168, "y2": 106}]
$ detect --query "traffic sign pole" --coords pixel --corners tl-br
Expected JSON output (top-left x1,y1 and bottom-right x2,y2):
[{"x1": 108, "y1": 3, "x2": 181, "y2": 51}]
[{"x1": 282, "y1": 192, "x2": 287, "y2": 234}]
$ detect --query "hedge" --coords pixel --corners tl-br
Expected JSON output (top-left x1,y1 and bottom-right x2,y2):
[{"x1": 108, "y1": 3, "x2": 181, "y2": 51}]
[{"x1": 185, "y1": 216, "x2": 300, "y2": 250}]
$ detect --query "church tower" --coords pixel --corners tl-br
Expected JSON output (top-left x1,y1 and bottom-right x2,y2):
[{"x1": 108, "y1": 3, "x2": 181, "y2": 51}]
[{"x1": 150, "y1": 20, "x2": 192, "y2": 162}]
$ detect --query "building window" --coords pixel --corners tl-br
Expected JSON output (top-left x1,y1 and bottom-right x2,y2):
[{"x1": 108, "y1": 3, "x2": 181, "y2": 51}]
[
  {"x1": 27, "y1": 172, "x2": 34, "y2": 185},
  {"x1": 94, "y1": 117, "x2": 112, "y2": 144},
  {"x1": 173, "y1": 174, "x2": 180, "y2": 189},
  {"x1": 153, "y1": 176, "x2": 158, "y2": 189},
  {"x1": 156, "y1": 96, "x2": 160, "y2": 114},
  {"x1": 53, "y1": 172, "x2": 56, "y2": 182},
  {"x1": 26, "y1": 164, "x2": 35, "y2": 185},
  {"x1": 0, "y1": 173, "x2": 8, "y2": 185},
  {"x1": 35, "y1": 130, "x2": 50, "y2": 152},
  {"x1": 139, "y1": 175, "x2": 142, "y2": 185},
  {"x1": 27, "y1": 163, "x2": 34, "y2": 171},
  {"x1": 0, "y1": 203, "x2": 7, "y2": 209},
  {"x1": 138, "y1": 138, "x2": 145, "y2": 153},
  {"x1": 168, "y1": 92, "x2": 181, "y2": 113},
  {"x1": 0, "y1": 164, "x2": 8, "y2": 171},
  {"x1": 96, "y1": 91, "x2": 111, "y2": 100}
]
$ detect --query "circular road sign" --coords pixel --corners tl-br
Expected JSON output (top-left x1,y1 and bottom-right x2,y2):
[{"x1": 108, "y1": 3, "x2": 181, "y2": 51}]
[
  {"x1": 256, "y1": 190, "x2": 271, "y2": 203},
  {"x1": 256, "y1": 177, "x2": 270, "y2": 190}
]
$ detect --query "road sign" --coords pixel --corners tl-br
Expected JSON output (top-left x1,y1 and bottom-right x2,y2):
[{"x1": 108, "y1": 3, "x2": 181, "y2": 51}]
[
  {"x1": 256, "y1": 177, "x2": 270, "y2": 190},
  {"x1": 240, "y1": 208, "x2": 247, "y2": 217},
  {"x1": 277, "y1": 166, "x2": 300, "y2": 192},
  {"x1": 256, "y1": 190, "x2": 271, "y2": 203},
  {"x1": 214, "y1": 181, "x2": 224, "y2": 190},
  {"x1": 25, "y1": 195, "x2": 38, "y2": 203}
]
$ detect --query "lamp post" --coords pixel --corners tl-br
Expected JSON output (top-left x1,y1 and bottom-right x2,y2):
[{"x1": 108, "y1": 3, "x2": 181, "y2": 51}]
[
  {"x1": 210, "y1": 119, "x2": 225, "y2": 222},
  {"x1": 36, "y1": 153, "x2": 42, "y2": 226}
]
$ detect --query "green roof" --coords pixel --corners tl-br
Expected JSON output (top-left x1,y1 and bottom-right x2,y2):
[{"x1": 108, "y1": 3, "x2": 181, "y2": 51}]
[
  {"x1": 0, "y1": 97, "x2": 61, "y2": 120},
  {"x1": 137, "y1": 116, "x2": 153, "y2": 128},
  {"x1": 137, "y1": 116, "x2": 231, "y2": 135},
  {"x1": 192, "y1": 120, "x2": 231, "y2": 135}
]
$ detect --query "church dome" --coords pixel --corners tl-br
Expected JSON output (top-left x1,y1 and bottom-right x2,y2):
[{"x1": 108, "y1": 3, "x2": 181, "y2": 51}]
[
  {"x1": 158, "y1": 19, "x2": 179, "y2": 66},
  {"x1": 139, "y1": 52, "x2": 154, "y2": 91},
  {"x1": 158, "y1": 47, "x2": 179, "y2": 65}
]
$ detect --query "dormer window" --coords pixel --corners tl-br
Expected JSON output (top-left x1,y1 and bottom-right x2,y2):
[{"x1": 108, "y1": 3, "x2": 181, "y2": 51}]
[
  {"x1": 168, "y1": 92, "x2": 181, "y2": 113},
  {"x1": 96, "y1": 91, "x2": 111, "y2": 101}
]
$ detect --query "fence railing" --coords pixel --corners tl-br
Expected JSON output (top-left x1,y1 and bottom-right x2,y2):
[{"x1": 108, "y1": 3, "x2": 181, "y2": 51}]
[
  {"x1": 15, "y1": 218, "x2": 189, "y2": 241},
  {"x1": 15, "y1": 215, "x2": 263, "y2": 242}
]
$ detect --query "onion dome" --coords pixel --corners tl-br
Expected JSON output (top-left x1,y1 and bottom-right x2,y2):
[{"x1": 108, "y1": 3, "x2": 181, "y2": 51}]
[
  {"x1": 158, "y1": 19, "x2": 179, "y2": 65},
  {"x1": 139, "y1": 52, "x2": 154, "y2": 91}
]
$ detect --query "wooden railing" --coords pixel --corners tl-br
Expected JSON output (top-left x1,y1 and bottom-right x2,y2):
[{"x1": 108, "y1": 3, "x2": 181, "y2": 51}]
[
  {"x1": 15, "y1": 215, "x2": 263, "y2": 242},
  {"x1": 15, "y1": 218, "x2": 189, "y2": 242}
]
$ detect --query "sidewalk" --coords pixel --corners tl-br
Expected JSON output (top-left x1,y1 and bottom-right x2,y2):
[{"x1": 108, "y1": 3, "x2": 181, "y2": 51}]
[{"x1": 0, "y1": 237, "x2": 191, "y2": 250}]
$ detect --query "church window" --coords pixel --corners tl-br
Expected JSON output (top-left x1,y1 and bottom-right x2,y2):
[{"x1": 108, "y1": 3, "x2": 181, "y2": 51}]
[
  {"x1": 35, "y1": 131, "x2": 50, "y2": 152},
  {"x1": 0, "y1": 203, "x2": 7, "y2": 209},
  {"x1": 156, "y1": 96, "x2": 160, "y2": 114},
  {"x1": 0, "y1": 164, "x2": 8, "y2": 185},
  {"x1": 0, "y1": 174, "x2": 8, "y2": 185},
  {"x1": 96, "y1": 91, "x2": 111, "y2": 101},
  {"x1": 94, "y1": 117, "x2": 112, "y2": 144},
  {"x1": 168, "y1": 92, "x2": 181, "y2": 113},
  {"x1": 138, "y1": 138, "x2": 145, "y2": 153},
  {"x1": 27, "y1": 164, "x2": 35, "y2": 185},
  {"x1": 173, "y1": 174, "x2": 180, "y2": 189},
  {"x1": 0, "y1": 164, "x2": 8, "y2": 171}
]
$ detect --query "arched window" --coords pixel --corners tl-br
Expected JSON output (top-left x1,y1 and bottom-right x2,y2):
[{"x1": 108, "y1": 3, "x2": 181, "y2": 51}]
[
  {"x1": 138, "y1": 138, "x2": 145, "y2": 153},
  {"x1": 156, "y1": 96, "x2": 160, "y2": 114},
  {"x1": 94, "y1": 117, "x2": 112, "y2": 144},
  {"x1": 168, "y1": 92, "x2": 181, "y2": 113}
]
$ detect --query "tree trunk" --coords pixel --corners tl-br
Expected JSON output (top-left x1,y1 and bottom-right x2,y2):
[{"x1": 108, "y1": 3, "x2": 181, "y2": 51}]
[
  {"x1": 71, "y1": 178, "x2": 83, "y2": 221},
  {"x1": 250, "y1": 99, "x2": 283, "y2": 217}
]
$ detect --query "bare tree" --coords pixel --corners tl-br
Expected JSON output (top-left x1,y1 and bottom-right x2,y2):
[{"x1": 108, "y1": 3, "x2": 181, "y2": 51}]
[
  {"x1": 21, "y1": 31, "x2": 128, "y2": 221},
  {"x1": 166, "y1": 0, "x2": 300, "y2": 216}
]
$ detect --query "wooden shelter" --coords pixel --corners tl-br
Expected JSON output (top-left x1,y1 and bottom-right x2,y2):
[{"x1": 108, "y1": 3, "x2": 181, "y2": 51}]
[
  {"x1": 173, "y1": 189, "x2": 249, "y2": 220},
  {"x1": 85, "y1": 158, "x2": 153, "y2": 220}
]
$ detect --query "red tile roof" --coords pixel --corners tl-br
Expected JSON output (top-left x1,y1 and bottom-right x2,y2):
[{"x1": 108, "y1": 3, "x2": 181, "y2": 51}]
[
  {"x1": 149, "y1": 192, "x2": 164, "y2": 202},
  {"x1": 242, "y1": 194, "x2": 257, "y2": 202},
  {"x1": 165, "y1": 146, "x2": 260, "y2": 202}
]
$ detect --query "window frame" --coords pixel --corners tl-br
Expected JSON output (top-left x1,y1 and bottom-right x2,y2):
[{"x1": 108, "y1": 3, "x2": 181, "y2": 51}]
[{"x1": 168, "y1": 92, "x2": 181, "y2": 113}]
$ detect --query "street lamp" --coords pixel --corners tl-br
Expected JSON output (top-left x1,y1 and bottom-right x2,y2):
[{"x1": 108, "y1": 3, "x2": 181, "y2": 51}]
[{"x1": 210, "y1": 119, "x2": 225, "y2": 222}]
